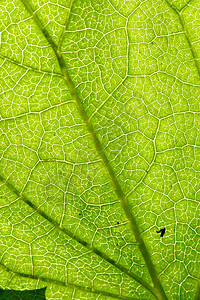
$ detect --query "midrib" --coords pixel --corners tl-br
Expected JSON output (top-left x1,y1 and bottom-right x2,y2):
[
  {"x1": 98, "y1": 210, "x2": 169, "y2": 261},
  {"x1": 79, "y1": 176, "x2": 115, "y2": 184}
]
[{"x1": 12, "y1": 0, "x2": 168, "y2": 299}]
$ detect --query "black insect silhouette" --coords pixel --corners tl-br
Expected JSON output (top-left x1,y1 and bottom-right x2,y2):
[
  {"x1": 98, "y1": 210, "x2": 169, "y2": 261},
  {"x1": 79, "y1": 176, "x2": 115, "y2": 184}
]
[{"x1": 156, "y1": 228, "x2": 166, "y2": 237}]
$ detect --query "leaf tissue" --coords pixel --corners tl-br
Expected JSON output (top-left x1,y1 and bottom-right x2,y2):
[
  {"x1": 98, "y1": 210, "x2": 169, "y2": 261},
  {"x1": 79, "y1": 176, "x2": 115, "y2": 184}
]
[{"x1": 0, "y1": 0, "x2": 200, "y2": 299}]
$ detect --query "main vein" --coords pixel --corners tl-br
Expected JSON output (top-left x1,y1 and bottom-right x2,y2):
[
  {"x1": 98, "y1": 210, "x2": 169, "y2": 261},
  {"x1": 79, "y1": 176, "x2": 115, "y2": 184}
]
[
  {"x1": 166, "y1": 0, "x2": 200, "y2": 80},
  {"x1": 20, "y1": 0, "x2": 167, "y2": 299}
]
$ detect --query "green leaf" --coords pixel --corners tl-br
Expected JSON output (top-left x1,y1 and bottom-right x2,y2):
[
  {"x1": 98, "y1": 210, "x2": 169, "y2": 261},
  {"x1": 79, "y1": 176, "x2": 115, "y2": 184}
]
[
  {"x1": 0, "y1": 0, "x2": 200, "y2": 299},
  {"x1": 0, "y1": 287, "x2": 47, "y2": 300}
]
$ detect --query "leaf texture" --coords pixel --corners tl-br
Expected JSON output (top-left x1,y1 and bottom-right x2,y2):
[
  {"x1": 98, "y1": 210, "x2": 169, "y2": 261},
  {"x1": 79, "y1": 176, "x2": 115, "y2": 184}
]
[{"x1": 0, "y1": 0, "x2": 200, "y2": 299}]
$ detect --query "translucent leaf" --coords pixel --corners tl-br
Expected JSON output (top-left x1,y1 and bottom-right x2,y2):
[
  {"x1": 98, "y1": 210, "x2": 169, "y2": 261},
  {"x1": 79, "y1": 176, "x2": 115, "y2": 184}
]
[{"x1": 0, "y1": 0, "x2": 200, "y2": 299}]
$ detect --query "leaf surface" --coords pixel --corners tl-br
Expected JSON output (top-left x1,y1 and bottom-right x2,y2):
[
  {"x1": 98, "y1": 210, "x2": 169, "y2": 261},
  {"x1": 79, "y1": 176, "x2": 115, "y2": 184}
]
[{"x1": 0, "y1": 0, "x2": 200, "y2": 299}]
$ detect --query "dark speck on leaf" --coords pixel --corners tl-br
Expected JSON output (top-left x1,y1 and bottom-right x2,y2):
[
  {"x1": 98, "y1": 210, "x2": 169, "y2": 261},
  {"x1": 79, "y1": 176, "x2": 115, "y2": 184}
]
[
  {"x1": 117, "y1": 222, "x2": 119, "y2": 224},
  {"x1": 156, "y1": 228, "x2": 166, "y2": 237}
]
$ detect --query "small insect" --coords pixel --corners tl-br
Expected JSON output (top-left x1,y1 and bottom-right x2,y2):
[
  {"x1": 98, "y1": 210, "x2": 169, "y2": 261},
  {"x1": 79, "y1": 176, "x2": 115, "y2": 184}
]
[{"x1": 156, "y1": 228, "x2": 166, "y2": 237}]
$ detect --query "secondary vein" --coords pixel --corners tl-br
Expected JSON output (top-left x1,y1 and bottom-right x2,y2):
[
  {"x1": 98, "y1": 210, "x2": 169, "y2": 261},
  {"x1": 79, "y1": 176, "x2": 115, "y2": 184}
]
[
  {"x1": 0, "y1": 262, "x2": 139, "y2": 300},
  {"x1": 57, "y1": 0, "x2": 74, "y2": 51},
  {"x1": 0, "y1": 174, "x2": 155, "y2": 297}
]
